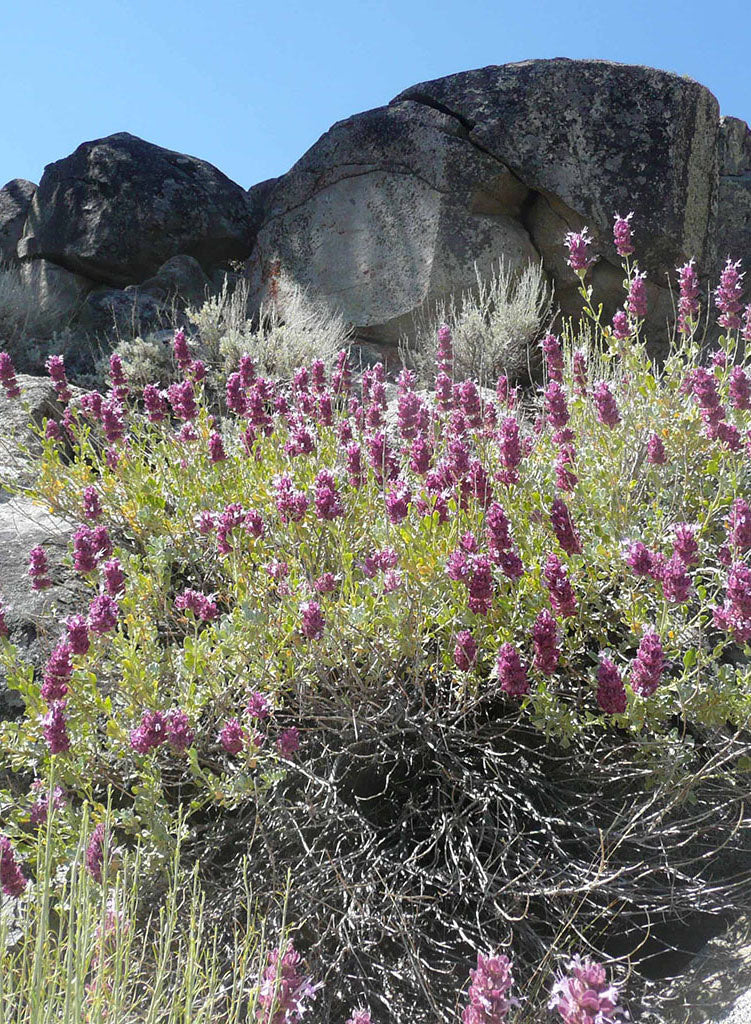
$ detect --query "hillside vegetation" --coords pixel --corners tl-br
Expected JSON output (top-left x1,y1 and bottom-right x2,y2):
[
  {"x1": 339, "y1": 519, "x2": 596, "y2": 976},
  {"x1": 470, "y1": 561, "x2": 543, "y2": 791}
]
[{"x1": 1, "y1": 220, "x2": 750, "y2": 1022}]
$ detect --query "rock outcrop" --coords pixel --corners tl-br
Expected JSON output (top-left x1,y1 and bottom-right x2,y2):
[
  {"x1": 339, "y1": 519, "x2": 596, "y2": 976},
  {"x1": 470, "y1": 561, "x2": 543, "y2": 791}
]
[
  {"x1": 18, "y1": 258, "x2": 93, "y2": 318},
  {"x1": 247, "y1": 59, "x2": 734, "y2": 351},
  {"x1": 2, "y1": 59, "x2": 750, "y2": 373},
  {"x1": 18, "y1": 132, "x2": 257, "y2": 285},
  {"x1": 396, "y1": 60, "x2": 720, "y2": 279},
  {"x1": 130, "y1": 253, "x2": 213, "y2": 307}
]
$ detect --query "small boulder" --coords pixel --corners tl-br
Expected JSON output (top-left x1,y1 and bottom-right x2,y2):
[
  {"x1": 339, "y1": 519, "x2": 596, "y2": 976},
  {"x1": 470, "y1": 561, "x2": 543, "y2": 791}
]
[
  {"x1": 77, "y1": 286, "x2": 169, "y2": 338},
  {"x1": 131, "y1": 254, "x2": 213, "y2": 307}
]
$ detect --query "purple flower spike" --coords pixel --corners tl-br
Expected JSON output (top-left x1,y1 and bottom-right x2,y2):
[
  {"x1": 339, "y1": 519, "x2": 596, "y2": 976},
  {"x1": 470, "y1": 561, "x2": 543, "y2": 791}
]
[
  {"x1": 613, "y1": 212, "x2": 634, "y2": 257},
  {"x1": 597, "y1": 658, "x2": 626, "y2": 715},
  {"x1": 715, "y1": 258, "x2": 745, "y2": 331},
  {"x1": 627, "y1": 271, "x2": 648, "y2": 319},
  {"x1": 495, "y1": 643, "x2": 529, "y2": 697},
  {"x1": 564, "y1": 227, "x2": 595, "y2": 273},
  {"x1": 0, "y1": 835, "x2": 28, "y2": 897},
  {"x1": 549, "y1": 955, "x2": 625, "y2": 1023},
  {"x1": 462, "y1": 951, "x2": 517, "y2": 1023},
  {"x1": 0, "y1": 353, "x2": 21, "y2": 399}
]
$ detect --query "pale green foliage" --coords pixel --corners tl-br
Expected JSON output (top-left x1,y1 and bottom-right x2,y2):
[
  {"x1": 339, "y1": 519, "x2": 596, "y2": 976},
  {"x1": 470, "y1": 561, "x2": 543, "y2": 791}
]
[
  {"x1": 188, "y1": 273, "x2": 353, "y2": 380},
  {"x1": 109, "y1": 333, "x2": 176, "y2": 389},
  {"x1": 186, "y1": 275, "x2": 253, "y2": 364},
  {"x1": 403, "y1": 259, "x2": 554, "y2": 386}
]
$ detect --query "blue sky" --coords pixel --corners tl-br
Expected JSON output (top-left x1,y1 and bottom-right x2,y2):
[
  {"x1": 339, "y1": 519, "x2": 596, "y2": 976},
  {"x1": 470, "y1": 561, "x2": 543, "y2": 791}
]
[{"x1": 2, "y1": 0, "x2": 749, "y2": 191}]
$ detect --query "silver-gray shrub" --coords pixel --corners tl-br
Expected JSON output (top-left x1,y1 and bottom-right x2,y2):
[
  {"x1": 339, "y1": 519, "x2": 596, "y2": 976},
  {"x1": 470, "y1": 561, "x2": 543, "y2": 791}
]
[{"x1": 402, "y1": 259, "x2": 554, "y2": 387}]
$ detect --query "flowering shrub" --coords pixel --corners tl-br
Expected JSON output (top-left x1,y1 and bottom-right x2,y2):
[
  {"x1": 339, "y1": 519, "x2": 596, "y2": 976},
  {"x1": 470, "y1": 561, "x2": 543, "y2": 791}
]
[{"x1": 1, "y1": 216, "x2": 751, "y2": 1021}]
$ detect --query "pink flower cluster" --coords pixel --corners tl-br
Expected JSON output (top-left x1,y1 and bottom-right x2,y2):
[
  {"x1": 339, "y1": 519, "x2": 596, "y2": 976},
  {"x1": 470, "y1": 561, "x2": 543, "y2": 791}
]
[
  {"x1": 543, "y1": 554, "x2": 577, "y2": 618},
  {"x1": 462, "y1": 951, "x2": 517, "y2": 1023},
  {"x1": 542, "y1": 334, "x2": 564, "y2": 383},
  {"x1": 729, "y1": 366, "x2": 751, "y2": 411},
  {"x1": 346, "y1": 1010, "x2": 372, "y2": 1024},
  {"x1": 46, "y1": 354, "x2": 71, "y2": 403},
  {"x1": 454, "y1": 629, "x2": 478, "y2": 671},
  {"x1": 300, "y1": 599, "x2": 325, "y2": 639},
  {"x1": 630, "y1": 631, "x2": 664, "y2": 697},
  {"x1": 217, "y1": 502, "x2": 265, "y2": 554},
  {"x1": 274, "y1": 475, "x2": 309, "y2": 525},
  {"x1": 0, "y1": 835, "x2": 27, "y2": 897},
  {"x1": 592, "y1": 382, "x2": 621, "y2": 428},
  {"x1": 175, "y1": 588, "x2": 218, "y2": 621},
  {"x1": 676, "y1": 259, "x2": 701, "y2": 335},
  {"x1": 544, "y1": 381, "x2": 570, "y2": 428},
  {"x1": 0, "y1": 352, "x2": 21, "y2": 398},
  {"x1": 447, "y1": 535, "x2": 497, "y2": 615},
  {"x1": 714, "y1": 562, "x2": 751, "y2": 643},
  {"x1": 533, "y1": 609, "x2": 560, "y2": 676},
  {"x1": 549, "y1": 956, "x2": 624, "y2": 1023},
  {"x1": 130, "y1": 709, "x2": 195, "y2": 754},
  {"x1": 42, "y1": 701, "x2": 70, "y2": 754},
  {"x1": 555, "y1": 444, "x2": 578, "y2": 491},
  {"x1": 715, "y1": 258, "x2": 745, "y2": 331},
  {"x1": 42, "y1": 640, "x2": 74, "y2": 701},
  {"x1": 314, "y1": 469, "x2": 344, "y2": 520},
  {"x1": 612, "y1": 212, "x2": 634, "y2": 257},
  {"x1": 727, "y1": 499, "x2": 751, "y2": 552},
  {"x1": 486, "y1": 504, "x2": 524, "y2": 579},
  {"x1": 28, "y1": 545, "x2": 52, "y2": 590},
  {"x1": 564, "y1": 228, "x2": 595, "y2": 272},
  {"x1": 626, "y1": 270, "x2": 648, "y2": 319},
  {"x1": 689, "y1": 367, "x2": 741, "y2": 448},
  {"x1": 219, "y1": 692, "x2": 277, "y2": 757},
  {"x1": 88, "y1": 593, "x2": 119, "y2": 635},
  {"x1": 497, "y1": 417, "x2": 522, "y2": 485},
  {"x1": 86, "y1": 823, "x2": 107, "y2": 882},
  {"x1": 647, "y1": 432, "x2": 667, "y2": 465},
  {"x1": 495, "y1": 642, "x2": 529, "y2": 697},
  {"x1": 72, "y1": 524, "x2": 112, "y2": 573},
  {"x1": 257, "y1": 941, "x2": 319, "y2": 1024},
  {"x1": 29, "y1": 780, "x2": 67, "y2": 826},
  {"x1": 550, "y1": 499, "x2": 583, "y2": 556},
  {"x1": 166, "y1": 379, "x2": 198, "y2": 421},
  {"x1": 597, "y1": 657, "x2": 626, "y2": 714}
]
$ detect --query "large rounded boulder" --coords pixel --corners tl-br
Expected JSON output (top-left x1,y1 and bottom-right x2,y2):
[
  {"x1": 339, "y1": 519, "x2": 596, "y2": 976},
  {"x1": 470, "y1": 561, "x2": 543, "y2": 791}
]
[
  {"x1": 246, "y1": 99, "x2": 539, "y2": 345},
  {"x1": 395, "y1": 59, "x2": 720, "y2": 281},
  {"x1": 18, "y1": 133, "x2": 257, "y2": 286},
  {"x1": 248, "y1": 58, "x2": 730, "y2": 353}
]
